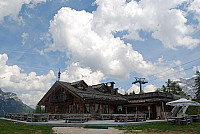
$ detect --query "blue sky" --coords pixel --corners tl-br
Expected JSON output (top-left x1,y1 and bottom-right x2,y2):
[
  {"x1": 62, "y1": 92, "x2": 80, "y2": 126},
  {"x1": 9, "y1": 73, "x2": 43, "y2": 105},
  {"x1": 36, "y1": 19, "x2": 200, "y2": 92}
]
[{"x1": 0, "y1": 0, "x2": 200, "y2": 106}]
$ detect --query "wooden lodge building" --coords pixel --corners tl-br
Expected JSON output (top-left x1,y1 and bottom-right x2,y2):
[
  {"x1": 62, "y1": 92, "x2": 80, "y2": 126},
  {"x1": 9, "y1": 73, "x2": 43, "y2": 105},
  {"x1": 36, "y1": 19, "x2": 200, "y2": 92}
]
[{"x1": 38, "y1": 80, "x2": 181, "y2": 119}]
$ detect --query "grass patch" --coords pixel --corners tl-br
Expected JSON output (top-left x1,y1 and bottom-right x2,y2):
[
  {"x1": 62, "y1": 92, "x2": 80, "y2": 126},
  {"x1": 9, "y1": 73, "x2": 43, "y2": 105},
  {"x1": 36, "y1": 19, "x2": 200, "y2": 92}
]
[
  {"x1": 0, "y1": 119, "x2": 53, "y2": 134},
  {"x1": 117, "y1": 122, "x2": 200, "y2": 134}
]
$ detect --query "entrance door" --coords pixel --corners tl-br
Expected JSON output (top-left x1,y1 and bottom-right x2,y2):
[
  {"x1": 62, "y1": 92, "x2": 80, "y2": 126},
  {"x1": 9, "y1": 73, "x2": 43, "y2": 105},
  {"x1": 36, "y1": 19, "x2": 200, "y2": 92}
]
[{"x1": 151, "y1": 104, "x2": 156, "y2": 119}]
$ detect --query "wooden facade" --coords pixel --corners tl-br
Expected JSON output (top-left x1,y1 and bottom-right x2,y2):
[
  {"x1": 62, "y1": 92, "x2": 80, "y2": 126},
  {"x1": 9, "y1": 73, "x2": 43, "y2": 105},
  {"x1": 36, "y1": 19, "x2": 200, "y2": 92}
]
[
  {"x1": 38, "y1": 80, "x2": 180, "y2": 119},
  {"x1": 38, "y1": 80, "x2": 127, "y2": 115},
  {"x1": 123, "y1": 92, "x2": 176, "y2": 119}
]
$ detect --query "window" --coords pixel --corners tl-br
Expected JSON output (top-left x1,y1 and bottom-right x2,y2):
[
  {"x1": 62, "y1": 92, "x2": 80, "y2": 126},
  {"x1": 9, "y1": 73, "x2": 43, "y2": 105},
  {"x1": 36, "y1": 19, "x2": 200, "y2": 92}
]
[
  {"x1": 117, "y1": 105, "x2": 123, "y2": 112},
  {"x1": 69, "y1": 105, "x2": 73, "y2": 113},
  {"x1": 55, "y1": 106, "x2": 58, "y2": 113},
  {"x1": 103, "y1": 105, "x2": 109, "y2": 114},
  {"x1": 45, "y1": 106, "x2": 48, "y2": 113},
  {"x1": 94, "y1": 104, "x2": 99, "y2": 113},
  {"x1": 84, "y1": 104, "x2": 90, "y2": 113},
  {"x1": 76, "y1": 104, "x2": 79, "y2": 113},
  {"x1": 61, "y1": 105, "x2": 66, "y2": 114}
]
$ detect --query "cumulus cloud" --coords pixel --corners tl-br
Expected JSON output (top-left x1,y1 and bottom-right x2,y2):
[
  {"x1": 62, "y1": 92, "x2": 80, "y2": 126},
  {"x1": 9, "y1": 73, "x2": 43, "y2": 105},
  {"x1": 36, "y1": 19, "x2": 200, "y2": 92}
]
[
  {"x1": 0, "y1": 0, "x2": 46, "y2": 22},
  {"x1": 118, "y1": 85, "x2": 140, "y2": 95},
  {"x1": 60, "y1": 62, "x2": 105, "y2": 85},
  {"x1": 20, "y1": 91, "x2": 45, "y2": 107},
  {"x1": 118, "y1": 84, "x2": 140, "y2": 95},
  {"x1": 143, "y1": 84, "x2": 157, "y2": 93},
  {"x1": 46, "y1": 7, "x2": 186, "y2": 81},
  {"x1": 188, "y1": 0, "x2": 200, "y2": 29},
  {"x1": 0, "y1": 53, "x2": 106, "y2": 106},
  {"x1": 0, "y1": 53, "x2": 56, "y2": 106},
  {"x1": 118, "y1": 88, "x2": 126, "y2": 95},
  {"x1": 127, "y1": 85, "x2": 140, "y2": 94},
  {"x1": 0, "y1": 52, "x2": 106, "y2": 106},
  {"x1": 92, "y1": 0, "x2": 200, "y2": 49}
]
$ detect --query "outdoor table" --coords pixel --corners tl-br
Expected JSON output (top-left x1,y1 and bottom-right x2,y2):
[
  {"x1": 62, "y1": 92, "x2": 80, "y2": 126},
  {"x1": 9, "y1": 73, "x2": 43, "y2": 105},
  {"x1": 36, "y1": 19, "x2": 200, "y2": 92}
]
[
  {"x1": 191, "y1": 115, "x2": 200, "y2": 122},
  {"x1": 65, "y1": 114, "x2": 86, "y2": 123},
  {"x1": 49, "y1": 114, "x2": 61, "y2": 120},
  {"x1": 100, "y1": 114, "x2": 112, "y2": 120},
  {"x1": 167, "y1": 116, "x2": 192, "y2": 125},
  {"x1": 33, "y1": 114, "x2": 43, "y2": 122},
  {"x1": 17, "y1": 113, "x2": 28, "y2": 121},
  {"x1": 113, "y1": 114, "x2": 127, "y2": 122},
  {"x1": 4, "y1": 113, "x2": 12, "y2": 118},
  {"x1": 167, "y1": 117, "x2": 184, "y2": 125},
  {"x1": 114, "y1": 114, "x2": 146, "y2": 122}
]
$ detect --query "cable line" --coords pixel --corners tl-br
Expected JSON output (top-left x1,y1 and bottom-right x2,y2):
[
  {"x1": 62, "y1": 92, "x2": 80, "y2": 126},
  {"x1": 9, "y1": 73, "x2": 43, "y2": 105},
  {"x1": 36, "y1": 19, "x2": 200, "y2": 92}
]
[
  {"x1": 149, "y1": 66, "x2": 194, "y2": 82},
  {"x1": 148, "y1": 57, "x2": 200, "y2": 78},
  {"x1": 122, "y1": 57, "x2": 200, "y2": 89}
]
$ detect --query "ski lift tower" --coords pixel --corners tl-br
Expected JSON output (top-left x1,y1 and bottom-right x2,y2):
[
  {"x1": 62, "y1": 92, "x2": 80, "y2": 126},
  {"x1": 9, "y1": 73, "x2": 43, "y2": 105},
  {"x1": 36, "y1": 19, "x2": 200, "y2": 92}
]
[{"x1": 132, "y1": 77, "x2": 148, "y2": 94}]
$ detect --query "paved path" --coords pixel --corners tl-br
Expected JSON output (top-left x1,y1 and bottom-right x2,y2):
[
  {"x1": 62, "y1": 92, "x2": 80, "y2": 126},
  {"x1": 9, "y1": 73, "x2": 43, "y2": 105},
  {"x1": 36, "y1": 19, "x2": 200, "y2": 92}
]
[
  {"x1": 0, "y1": 117, "x2": 166, "y2": 127},
  {"x1": 53, "y1": 127, "x2": 125, "y2": 134}
]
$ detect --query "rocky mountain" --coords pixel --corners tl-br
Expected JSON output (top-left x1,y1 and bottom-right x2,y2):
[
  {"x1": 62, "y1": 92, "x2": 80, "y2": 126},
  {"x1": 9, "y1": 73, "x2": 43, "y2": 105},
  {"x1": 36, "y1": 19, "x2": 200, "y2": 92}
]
[
  {"x1": 0, "y1": 88, "x2": 34, "y2": 117},
  {"x1": 174, "y1": 75, "x2": 198, "y2": 97}
]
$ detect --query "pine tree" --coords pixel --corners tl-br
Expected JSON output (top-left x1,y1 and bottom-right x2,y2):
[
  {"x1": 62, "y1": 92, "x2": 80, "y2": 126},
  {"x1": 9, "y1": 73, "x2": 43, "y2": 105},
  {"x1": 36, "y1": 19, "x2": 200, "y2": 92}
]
[
  {"x1": 156, "y1": 88, "x2": 161, "y2": 92},
  {"x1": 161, "y1": 79, "x2": 185, "y2": 95},
  {"x1": 35, "y1": 105, "x2": 45, "y2": 114},
  {"x1": 161, "y1": 85, "x2": 167, "y2": 92},
  {"x1": 161, "y1": 79, "x2": 171, "y2": 93},
  {"x1": 129, "y1": 90, "x2": 135, "y2": 95}
]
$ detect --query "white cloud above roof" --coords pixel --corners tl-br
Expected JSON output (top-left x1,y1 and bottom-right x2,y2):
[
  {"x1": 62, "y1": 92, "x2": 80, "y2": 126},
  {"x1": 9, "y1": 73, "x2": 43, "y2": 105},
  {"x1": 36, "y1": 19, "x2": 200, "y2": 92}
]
[
  {"x1": 60, "y1": 62, "x2": 105, "y2": 85},
  {"x1": 46, "y1": 6, "x2": 186, "y2": 80},
  {"x1": 92, "y1": 0, "x2": 199, "y2": 49},
  {"x1": 0, "y1": 0, "x2": 199, "y2": 106},
  {"x1": 0, "y1": 53, "x2": 55, "y2": 106},
  {"x1": 0, "y1": 53, "x2": 105, "y2": 105}
]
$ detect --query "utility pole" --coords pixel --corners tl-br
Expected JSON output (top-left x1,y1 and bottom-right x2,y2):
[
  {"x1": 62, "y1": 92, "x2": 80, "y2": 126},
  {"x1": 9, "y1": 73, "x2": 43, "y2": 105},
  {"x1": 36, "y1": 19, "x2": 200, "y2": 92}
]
[{"x1": 132, "y1": 77, "x2": 148, "y2": 94}]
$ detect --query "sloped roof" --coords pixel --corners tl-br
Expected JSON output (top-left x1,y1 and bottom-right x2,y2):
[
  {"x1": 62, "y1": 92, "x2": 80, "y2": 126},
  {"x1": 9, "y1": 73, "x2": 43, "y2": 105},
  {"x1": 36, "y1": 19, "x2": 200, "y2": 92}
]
[
  {"x1": 123, "y1": 91, "x2": 174, "y2": 105},
  {"x1": 58, "y1": 81, "x2": 127, "y2": 102},
  {"x1": 71, "y1": 80, "x2": 88, "y2": 87},
  {"x1": 38, "y1": 80, "x2": 127, "y2": 105}
]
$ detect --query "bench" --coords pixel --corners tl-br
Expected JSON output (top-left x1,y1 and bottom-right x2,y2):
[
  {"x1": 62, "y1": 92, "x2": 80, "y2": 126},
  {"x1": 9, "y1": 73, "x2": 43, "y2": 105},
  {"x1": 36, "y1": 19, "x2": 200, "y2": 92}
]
[
  {"x1": 4, "y1": 113, "x2": 12, "y2": 118},
  {"x1": 27, "y1": 114, "x2": 49, "y2": 122},
  {"x1": 167, "y1": 119, "x2": 176, "y2": 125},
  {"x1": 17, "y1": 114, "x2": 28, "y2": 121},
  {"x1": 113, "y1": 114, "x2": 146, "y2": 122},
  {"x1": 191, "y1": 115, "x2": 200, "y2": 122},
  {"x1": 100, "y1": 114, "x2": 112, "y2": 120},
  {"x1": 137, "y1": 114, "x2": 146, "y2": 122},
  {"x1": 167, "y1": 116, "x2": 192, "y2": 125},
  {"x1": 65, "y1": 114, "x2": 90, "y2": 123}
]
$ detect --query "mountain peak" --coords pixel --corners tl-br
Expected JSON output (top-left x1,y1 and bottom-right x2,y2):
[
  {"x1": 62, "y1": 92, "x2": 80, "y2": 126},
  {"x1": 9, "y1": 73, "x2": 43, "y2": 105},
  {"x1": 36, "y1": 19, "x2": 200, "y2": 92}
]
[
  {"x1": 0, "y1": 88, "x2": 34, "y2": 117},
  {"x1": 0, "y1": 88, "x2": 3, "y2": 94},
  {"x1": 175, "y1": 77, "x2": 197, "y2": 97}
]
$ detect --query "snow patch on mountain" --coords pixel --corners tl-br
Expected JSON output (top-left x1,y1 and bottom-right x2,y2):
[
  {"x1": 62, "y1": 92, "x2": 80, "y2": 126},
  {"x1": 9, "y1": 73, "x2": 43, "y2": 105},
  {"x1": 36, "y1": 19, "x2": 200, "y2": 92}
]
[{"x1": 174, "y1": 75, "x2": 197, "y2": 97}]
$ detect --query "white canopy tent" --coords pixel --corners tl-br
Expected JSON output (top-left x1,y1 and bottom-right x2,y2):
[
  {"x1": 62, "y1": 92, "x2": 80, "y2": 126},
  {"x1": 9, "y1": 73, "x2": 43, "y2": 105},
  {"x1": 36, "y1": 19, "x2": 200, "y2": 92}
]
[
  {"x1": 166, "y1": 98, "x2": 200, "y2": 107},
  {"x1": 166, "y1": 98, "x2": 200, "y2": 117}
]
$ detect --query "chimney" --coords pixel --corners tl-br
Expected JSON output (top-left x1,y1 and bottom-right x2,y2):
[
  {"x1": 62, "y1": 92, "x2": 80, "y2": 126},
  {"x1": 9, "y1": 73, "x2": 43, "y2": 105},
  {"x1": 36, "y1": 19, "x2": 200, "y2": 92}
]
[{"x1": 106, "y1": 82, "x2": 115, "y2": 94}]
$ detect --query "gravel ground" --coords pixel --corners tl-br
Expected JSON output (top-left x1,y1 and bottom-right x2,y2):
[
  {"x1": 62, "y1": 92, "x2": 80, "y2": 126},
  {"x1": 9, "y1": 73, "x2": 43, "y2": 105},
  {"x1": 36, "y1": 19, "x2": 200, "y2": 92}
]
[{"x1": 52, "y1": 127, "x2": 125, "y2": 134}]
